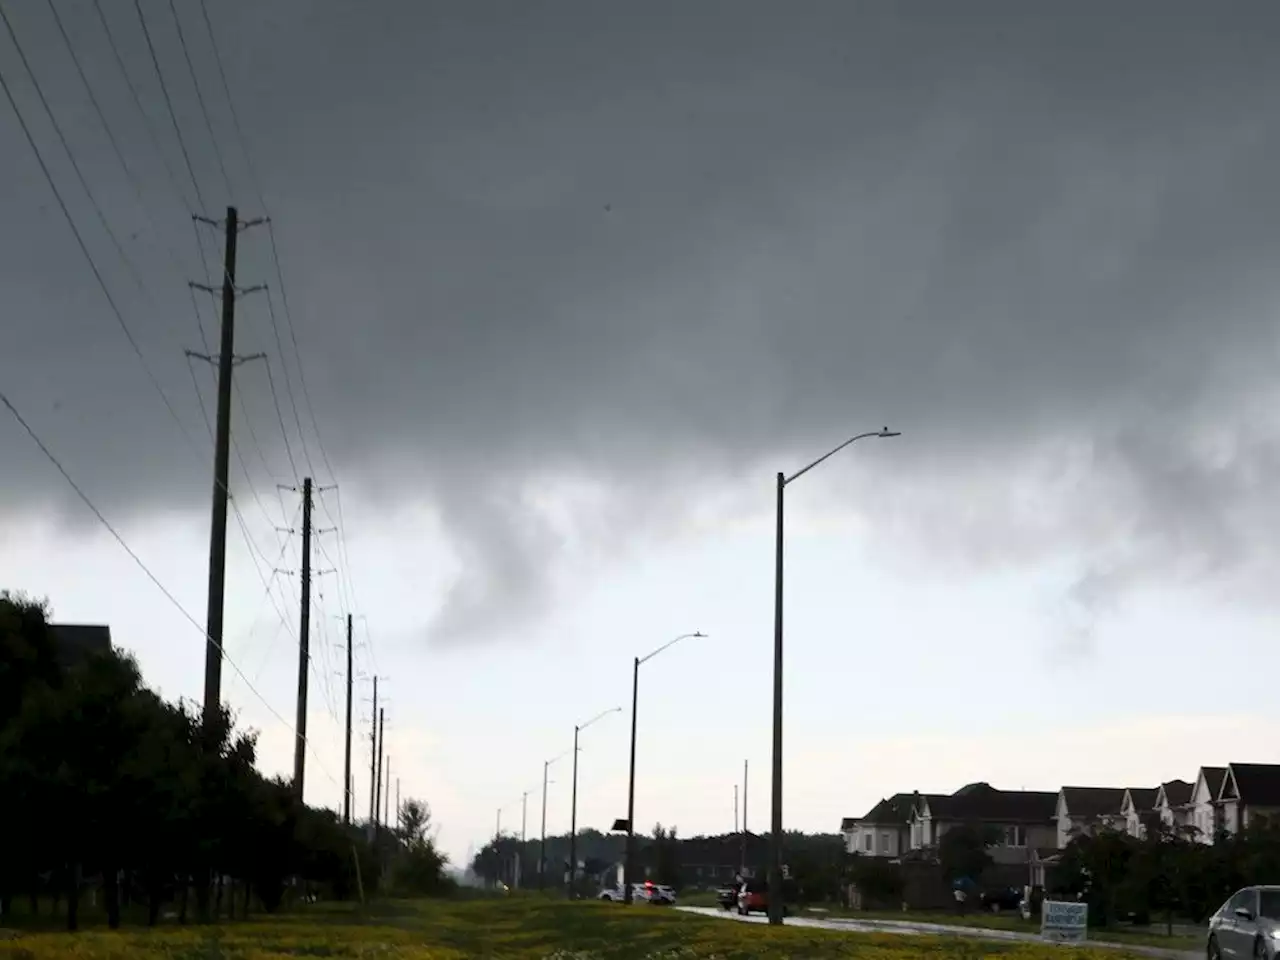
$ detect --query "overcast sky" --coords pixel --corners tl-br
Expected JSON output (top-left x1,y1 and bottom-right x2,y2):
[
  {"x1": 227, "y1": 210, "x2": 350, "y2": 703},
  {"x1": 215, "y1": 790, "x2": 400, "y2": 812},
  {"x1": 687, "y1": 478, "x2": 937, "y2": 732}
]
[{"x1": 3, "y1": 0, "x2": 1280, "y2": 865}]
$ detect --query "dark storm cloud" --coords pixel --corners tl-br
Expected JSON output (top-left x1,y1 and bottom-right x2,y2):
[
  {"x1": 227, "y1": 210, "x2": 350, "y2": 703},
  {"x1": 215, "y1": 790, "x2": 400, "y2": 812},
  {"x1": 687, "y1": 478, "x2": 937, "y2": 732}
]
[{"x1": 4, "y1": 0, "x2": 1280, "y2": 642}]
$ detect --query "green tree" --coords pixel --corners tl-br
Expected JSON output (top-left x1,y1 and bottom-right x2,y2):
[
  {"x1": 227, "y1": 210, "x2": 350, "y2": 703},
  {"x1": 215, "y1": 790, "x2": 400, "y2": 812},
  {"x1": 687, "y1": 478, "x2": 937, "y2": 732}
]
[{"x1": 938, "y1": 822, "x2": 999, "y2": 885}]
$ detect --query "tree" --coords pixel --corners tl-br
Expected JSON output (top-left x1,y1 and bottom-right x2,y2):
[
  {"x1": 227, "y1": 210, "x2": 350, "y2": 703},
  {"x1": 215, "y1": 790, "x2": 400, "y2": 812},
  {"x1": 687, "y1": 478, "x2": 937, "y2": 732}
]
[
  {"x1": 938, "y1": 822, "x2": 999, "y2": 885},
  {"x1": 0, "y1": 591, "x2": 450, "y2": 931},
  {"x1": 651, "y1": 824, "x2": 681, "y2": 888},
  {"x1": 388, "y1": 800, "x2": 449, "y2": 895}
]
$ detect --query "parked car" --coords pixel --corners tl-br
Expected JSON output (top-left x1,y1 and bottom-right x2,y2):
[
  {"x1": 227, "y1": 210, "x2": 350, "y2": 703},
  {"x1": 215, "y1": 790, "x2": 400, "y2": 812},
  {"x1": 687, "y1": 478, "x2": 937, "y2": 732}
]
[
  {"x1": 737, "y1": 879, "x2": 771, "y2": 916},
  {"x1": 716, "y1": 883, "x2": 739, "y2": 910},
  {"x1": 980, "y1": 886, "x2": 1023, "y2": 913},
  {"x1": 1206, "y1": 886, "x2": 1280, "y2": 960},
  {"x1": 599, "y1": 881, "x2": 676, "y2": 905}
]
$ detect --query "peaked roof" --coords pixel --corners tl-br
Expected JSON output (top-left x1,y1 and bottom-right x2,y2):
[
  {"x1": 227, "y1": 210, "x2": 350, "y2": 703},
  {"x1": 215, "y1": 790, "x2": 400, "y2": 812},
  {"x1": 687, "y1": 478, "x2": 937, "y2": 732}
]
[
  {"x1": 49, "y1": 623, "x2": 112, "y2": 666},
  {"x1": 1224, "y1": 764, "x2": 1280, "y2": 806},
  {"x1": 858, "y1": 794, "x2": 914, "y2": 825},
  {"x1": 1060, "y1": 786, "x2": 1126, "y2": 818},
  {"x1": 1198, "y1": 766, "x2": 1228, "y2": 797},
  {"x1": 1125, "y1": 787, "x2": 1158, "y2": 812},
  {"x1": 1158, "y1": 779, "x2": 1194, "y2": 807},
  {"x1": 840, "y1": 817, "x2": 855, "y2": 831},
  {"x1": 923, "y1": 783, "x2": 1057, "y2": 823}
]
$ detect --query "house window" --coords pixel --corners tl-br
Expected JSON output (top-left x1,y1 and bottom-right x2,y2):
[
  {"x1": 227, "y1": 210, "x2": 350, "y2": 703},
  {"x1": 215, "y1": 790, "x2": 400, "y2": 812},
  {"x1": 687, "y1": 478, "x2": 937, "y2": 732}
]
[
  {"x1": 880, "y1": 832, "x2": 890, "y2": 854},
  {"x1": 864, "y1": 833, "x2": 873, "y2": 852},
  {"x1": 1004, "y1": 825, "x2": 1027, "y2": 847}
]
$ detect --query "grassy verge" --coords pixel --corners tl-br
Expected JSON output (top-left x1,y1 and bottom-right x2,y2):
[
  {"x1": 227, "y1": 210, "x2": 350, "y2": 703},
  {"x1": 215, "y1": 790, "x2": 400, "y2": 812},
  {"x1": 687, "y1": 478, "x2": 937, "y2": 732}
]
[
  {"x1": 0, "y1": 897, "x2": 1168, "y2": 959},
  {"x1": 797, "y1": 908, "x2": 1200, "y2": 951}
]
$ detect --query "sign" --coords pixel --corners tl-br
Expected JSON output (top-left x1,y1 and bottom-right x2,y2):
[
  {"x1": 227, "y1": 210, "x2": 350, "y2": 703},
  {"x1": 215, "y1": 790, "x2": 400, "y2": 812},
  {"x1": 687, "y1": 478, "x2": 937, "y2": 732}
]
[{"x1": 1041, "y1": 900, "x2": 1088, "y2": 943}]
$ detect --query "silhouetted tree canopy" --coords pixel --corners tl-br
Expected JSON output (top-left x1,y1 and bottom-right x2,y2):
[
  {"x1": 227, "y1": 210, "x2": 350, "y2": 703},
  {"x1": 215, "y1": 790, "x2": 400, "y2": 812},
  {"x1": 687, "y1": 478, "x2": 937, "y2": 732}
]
[{"x1": 0, "y1": 592, "x2": 448, "y2": 930}]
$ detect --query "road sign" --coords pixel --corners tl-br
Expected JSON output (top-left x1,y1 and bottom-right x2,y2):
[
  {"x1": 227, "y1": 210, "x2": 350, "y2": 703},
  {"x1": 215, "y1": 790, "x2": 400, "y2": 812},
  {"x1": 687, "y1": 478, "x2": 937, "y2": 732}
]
[{"x1": 1041, "y1": 900, "x2": 1088, "y2": 943}]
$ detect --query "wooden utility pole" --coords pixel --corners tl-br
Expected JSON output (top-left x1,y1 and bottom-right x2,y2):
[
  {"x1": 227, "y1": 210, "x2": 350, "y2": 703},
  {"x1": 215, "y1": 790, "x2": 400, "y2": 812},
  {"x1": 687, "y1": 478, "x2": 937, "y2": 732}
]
[
  {"x1": 199, "y1": 206, "x2": 239, "y2": 737},
  {"x1": 194, "y1": 207, "x2": 266, "y2": 740},
  {"x1": 368, "y1": 677, "x2": 378, "y2": 826},
  {"x1": 742, "y1": 759, "x2": 749, "y2": 873},
  {"x1": 384, "y1": 755, "x2": 392, "y2": 827},
  {"x1": 343, "y1": 613, "x2": 353, "y2": 824},
  {"x1": 292, "y1": 476, "x2": 313, "y2": 801},
  {"x1": 375, "y1": 708, "x2": 385, "y2": 833}
]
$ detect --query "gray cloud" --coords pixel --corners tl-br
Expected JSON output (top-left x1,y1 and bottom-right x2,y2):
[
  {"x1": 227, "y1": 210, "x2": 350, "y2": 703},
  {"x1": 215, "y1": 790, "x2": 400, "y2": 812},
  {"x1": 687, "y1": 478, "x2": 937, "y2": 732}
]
[{"x1": 4, "y1": 0, "x2": 1280, "y2": 642}]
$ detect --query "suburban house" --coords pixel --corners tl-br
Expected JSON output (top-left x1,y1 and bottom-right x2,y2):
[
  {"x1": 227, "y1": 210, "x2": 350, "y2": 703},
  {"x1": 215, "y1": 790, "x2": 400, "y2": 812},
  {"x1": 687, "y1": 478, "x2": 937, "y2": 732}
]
[
  {"x1": 1121, "y1": 787, "x2": 1159, "y2": 839},
  {"x1": 842, "y1": 794, "x2": 913, "y2": 858},
  {"x1": 49, "y1": 623, "x2": 112, "y2": 667},
  {"x1": 1218, "y1": 764, "x2": 1280, "y2": 837},
  {"x1": 1055, "y1": 786, "x2": 1126, "y2": 848},
  {"x1": 1191, "y1": 766, "x2": 1228, "y2": 843},
  {"x1": 1155, "y1": 779, "x2": 1195, "y2": 834},
  {"x1": 908, "y1": 782, "x2": 1058, "y2": 866}
]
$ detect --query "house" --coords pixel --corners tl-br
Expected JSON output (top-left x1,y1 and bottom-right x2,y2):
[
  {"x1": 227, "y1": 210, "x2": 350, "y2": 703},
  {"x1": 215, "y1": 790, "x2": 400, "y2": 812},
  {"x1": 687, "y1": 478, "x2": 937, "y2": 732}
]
[
  {"x1": 909, "y1": 782, "x2": 1057, "y2": 866},
  {"x1": 1218, "y1": 764, "x2": 1280, "y2": 836},
  {"x1": 1190, "y1": 766, "x2": 1228, "y2": 843},
  {"x1": 843, "y1": 794, "x2": 913, "y2": 858},
  {"x1": 1154, "y1": 779, "x2": 1194, "y2": 833},
  {"x1": 49, "y1": 623, "x2": 112, "y2": 667},
  {"x1": 1055, "y1": 786, "x2": 1126, "y2": 848},
  {"x1": 1121, "y1": 787, "x2": 1159, "y2": 839}
]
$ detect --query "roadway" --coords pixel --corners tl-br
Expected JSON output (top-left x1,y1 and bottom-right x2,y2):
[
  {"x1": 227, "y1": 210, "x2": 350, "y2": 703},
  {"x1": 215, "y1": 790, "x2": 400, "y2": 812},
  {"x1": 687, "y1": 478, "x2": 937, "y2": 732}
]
[{"x1": 675, "y1": 906, "x2": 1201, "y2": 959}]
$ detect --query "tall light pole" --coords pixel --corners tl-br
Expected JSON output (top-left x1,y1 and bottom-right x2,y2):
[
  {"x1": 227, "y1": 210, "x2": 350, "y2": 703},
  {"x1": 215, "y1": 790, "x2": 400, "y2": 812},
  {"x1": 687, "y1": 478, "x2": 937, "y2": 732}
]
[
  {"x1": 624, "y1": 631, "x2": 706, "y2": 904},
  {"x1": 540, "y1": 750, "x2": 567, "y2": 888},
  {"x1": 769, "y1": 427, "x2": 898, "y2": 925},
  {"x1": 568, "y1": 706, "x2": 621, "y2": 896}
]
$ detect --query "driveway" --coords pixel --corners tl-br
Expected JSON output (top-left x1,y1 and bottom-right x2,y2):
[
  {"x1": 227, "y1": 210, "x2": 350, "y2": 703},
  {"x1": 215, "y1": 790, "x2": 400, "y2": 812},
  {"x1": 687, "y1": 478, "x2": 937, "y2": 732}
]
[{"x1": 676, "y1": 906, "x2": 1201, "y2": 959}]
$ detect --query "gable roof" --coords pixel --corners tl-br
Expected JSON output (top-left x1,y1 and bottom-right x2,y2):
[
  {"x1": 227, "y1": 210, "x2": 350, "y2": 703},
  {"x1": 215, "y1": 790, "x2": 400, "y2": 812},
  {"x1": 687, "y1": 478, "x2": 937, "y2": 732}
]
[
  {"x1": 1124, "y1": 787, "x2": 1158, "y2": 813},
  {"x1": 1195, "y1": 766, "x2": 1228, "y2": 803},
  {"x1": 1060, "y1": 786, "x2": 1126, "y2": 818},
  {"x1": 1224, "y1": 764, "x2": 1280, "y2": 806},
  {"x1": 925, "y1": 782, "x2": 1057, "y2": 823},
  {"x1": 1157, "y1": 779, "x2": 1193, "y2": 808},
  {"x1": 49, "y1": 623, "x2": 112, "y2": 666},
  {"x1": 858, "y1": 793, "x2": 914, "y2": 825},
  {"x1": 840, "y1": 817, "x2": 856, "y2": 832}
]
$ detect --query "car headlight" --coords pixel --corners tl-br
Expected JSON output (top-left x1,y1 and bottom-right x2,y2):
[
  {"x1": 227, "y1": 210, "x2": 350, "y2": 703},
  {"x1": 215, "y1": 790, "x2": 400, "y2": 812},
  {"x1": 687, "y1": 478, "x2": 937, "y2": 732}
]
[{"x1": 1267, "y1": 928, "x2": 1280, "y2": 942}]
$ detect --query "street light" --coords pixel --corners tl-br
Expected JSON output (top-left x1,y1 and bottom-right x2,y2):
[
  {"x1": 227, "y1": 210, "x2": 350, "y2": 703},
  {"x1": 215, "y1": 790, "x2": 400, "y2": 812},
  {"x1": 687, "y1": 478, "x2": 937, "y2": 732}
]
[
  {"x1": 540, "y1": 750, "x2": 569, "y2": 888},
  {"x1": 768, "y1": 427, "x2": 898, "y2": 925},
  {"x1": 568, "y1": 706, "x2": 622, "y2": 895},
  {"x1": 623, "y1": 631, "x2": 707, "y2": 904}
]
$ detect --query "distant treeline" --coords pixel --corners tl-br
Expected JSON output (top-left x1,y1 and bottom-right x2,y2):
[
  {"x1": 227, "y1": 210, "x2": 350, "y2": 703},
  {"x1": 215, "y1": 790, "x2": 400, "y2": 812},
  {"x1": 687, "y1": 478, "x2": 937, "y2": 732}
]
[{"x1": 0, "y1": 592, "x2": 449, "y2": 931}]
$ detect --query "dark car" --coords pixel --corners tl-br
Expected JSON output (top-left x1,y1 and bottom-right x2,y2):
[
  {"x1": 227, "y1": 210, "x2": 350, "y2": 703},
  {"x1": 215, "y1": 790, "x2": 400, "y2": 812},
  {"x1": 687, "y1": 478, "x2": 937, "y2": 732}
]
[
  {"x1": 980, "y1": 886, "x2": 1023, "y2": 913},
  {"x1": 716, "y1": 883, "x2": 739, "y2": 910}
]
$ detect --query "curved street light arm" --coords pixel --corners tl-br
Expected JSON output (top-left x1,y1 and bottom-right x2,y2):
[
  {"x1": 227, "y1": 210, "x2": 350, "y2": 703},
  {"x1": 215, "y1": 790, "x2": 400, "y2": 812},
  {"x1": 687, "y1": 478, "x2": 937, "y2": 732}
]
[
  {"x1": 784, "y1": 428, "x2": 900, "y2": 486},
  {"x1": 577, "y1": 705, "x2": 623, "y2": 734},
  {"x1": 545, "y1": 748, "x2": 572, "y2": 768},
  {"x1": 638, "y1": 631, "x2": 707, "y2": 666}
]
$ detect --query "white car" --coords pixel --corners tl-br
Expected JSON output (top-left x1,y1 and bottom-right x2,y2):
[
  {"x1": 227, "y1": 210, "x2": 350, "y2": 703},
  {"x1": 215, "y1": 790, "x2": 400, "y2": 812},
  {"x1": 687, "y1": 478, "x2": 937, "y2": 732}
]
[{"x1": 599, "y1": 881, "x2": 676, "y2": 905}]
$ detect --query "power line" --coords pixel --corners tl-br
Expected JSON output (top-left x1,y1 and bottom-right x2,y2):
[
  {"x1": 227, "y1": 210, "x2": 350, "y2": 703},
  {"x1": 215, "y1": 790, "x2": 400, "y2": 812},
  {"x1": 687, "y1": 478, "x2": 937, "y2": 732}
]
[
  {"x1": 165, "y1": 0, "x2": 231, "y2": 199},
  {"x1": 0, "y1": 388, "x2": 342, "y2": 793},
  {"x1": 0, "y1": 28, "x2": 192, "y2": 449},
  {"x1": 133, "y1": 0, "x2": 206, "y2": 215},
  {"x1": 0, "y1": 1, "x2": 147, "y2": 293},
  {"x1": 198, "y1": 2, "x2": 377, "y2": 680}
]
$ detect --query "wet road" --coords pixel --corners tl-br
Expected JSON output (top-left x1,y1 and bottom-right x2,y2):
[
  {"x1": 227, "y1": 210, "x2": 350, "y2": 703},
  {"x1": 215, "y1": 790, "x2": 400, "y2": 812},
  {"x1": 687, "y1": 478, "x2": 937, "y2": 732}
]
[{"x1": 676, "y1": 906, "x2": 1201, "y2": 959}]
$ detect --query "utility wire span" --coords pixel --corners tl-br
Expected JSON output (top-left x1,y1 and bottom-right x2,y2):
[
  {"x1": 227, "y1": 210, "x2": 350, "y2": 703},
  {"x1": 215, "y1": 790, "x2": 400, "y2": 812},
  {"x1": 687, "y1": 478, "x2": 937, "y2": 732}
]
[
  {"x1": 0, "y1": 32, "x2": 190, "y2": 449},
  {"x1": 0, "y1": 389, "x2": 343, "y2": 794},
  {"x1": 0, "y1": 1, "x2": 146, "y2": 294},
  {"x1": 133, "y1": 0, "x2": 205, "y2": 215},
  {"x1": 199, "y1": 1, "x2": 374, "y2": 681},
  {"x1": 2, "y1": 23, "x2": 291, "y2": 695},
  {"x1": 165, "y1": 0, "x2": 231, "y2": 200}
]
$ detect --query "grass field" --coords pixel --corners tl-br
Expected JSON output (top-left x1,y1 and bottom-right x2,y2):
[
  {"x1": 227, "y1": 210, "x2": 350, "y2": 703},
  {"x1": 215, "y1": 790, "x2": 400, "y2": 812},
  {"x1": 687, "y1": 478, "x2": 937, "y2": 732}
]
[
  {"x1": 676, "y1": 892, "x2": 1201, "y2": 952},
  {"x1": 0, "y1": 897, "x2": 1168, "y2": 959}
]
